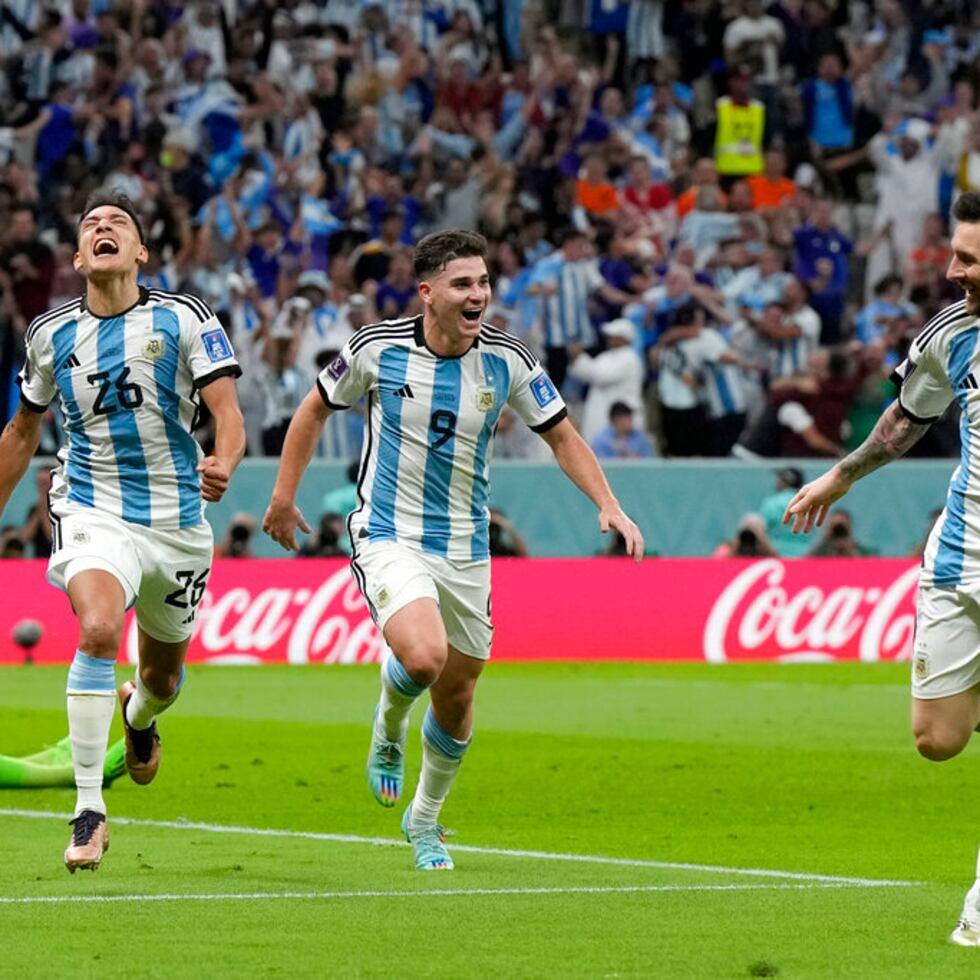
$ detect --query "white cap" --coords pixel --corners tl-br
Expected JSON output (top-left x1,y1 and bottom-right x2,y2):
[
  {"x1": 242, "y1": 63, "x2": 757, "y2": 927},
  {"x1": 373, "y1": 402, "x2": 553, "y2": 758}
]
[
  {"x1": 602, "y1": 318, "x2": 636, "y2": 342},
  {"x1": 297, "y1": 270, "x2": 330, "y2": 293},
  {"x1": 902, "y1": 118, "x2": 931, "y2": 144}
]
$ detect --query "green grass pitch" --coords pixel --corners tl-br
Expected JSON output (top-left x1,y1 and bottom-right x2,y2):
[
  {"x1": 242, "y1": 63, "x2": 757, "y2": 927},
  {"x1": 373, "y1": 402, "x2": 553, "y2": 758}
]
[{"x1": 2, "y1": 662, "x2": 980, "y2": 978}]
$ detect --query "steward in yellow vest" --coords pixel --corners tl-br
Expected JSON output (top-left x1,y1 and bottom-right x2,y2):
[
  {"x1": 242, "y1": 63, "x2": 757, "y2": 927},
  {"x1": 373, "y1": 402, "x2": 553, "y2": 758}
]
[{"x1": 714, "y1": 68, "x2": 766, "y2": 177}]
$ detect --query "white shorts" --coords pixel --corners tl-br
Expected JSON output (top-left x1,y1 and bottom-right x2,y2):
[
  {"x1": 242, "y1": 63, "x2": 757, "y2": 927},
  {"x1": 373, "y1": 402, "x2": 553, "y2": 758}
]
[
  {"x1": 48, "y1": 503, "x2": 213, "y2": 643},
  {"x1": 912, "y1": 584, "x2": 980, "y2": 699},
  {"x1": 351, "y1": 539, "x2": 493, "y2": 660}
]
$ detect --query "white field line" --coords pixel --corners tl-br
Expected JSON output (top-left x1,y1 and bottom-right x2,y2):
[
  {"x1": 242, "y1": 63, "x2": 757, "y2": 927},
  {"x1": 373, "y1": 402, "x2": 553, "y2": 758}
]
[
  {"x1": 0, "y1": 882, "x2": 915, "y2": 907},
  {"x1": 0, "y1": 808, "x2": 919, "y2": 888}
]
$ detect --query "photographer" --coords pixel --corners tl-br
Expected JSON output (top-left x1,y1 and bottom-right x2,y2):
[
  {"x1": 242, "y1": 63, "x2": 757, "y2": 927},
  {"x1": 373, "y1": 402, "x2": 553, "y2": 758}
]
[
  {"x1": 218, "y1": 513, "x2": 257, "y2": 559},
  {"x1": 809, "y1": 509, "x2": 876, "y2": 558},
  {"x1": 713, "y1": 512, "x2": 777, "y2": 558}
]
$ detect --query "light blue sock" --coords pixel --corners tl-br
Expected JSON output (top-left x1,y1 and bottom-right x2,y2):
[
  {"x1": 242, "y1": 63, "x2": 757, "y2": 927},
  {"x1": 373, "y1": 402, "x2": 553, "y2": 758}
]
[
  {"x1": 377, "y1": 654, "x2": 430, "y2": 742},
  {"x1": 66, "y1": 651, "x2": 116, "y2": 816},
  {"x1": 410, "y1": 706, "x2": 471, "y2": 830}
]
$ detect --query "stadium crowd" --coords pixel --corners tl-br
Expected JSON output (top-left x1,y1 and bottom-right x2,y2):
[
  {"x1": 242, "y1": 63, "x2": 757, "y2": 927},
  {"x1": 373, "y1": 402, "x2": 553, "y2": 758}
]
[{"x1": 1, "y1": 0, "x2": 978, "y2": 468}]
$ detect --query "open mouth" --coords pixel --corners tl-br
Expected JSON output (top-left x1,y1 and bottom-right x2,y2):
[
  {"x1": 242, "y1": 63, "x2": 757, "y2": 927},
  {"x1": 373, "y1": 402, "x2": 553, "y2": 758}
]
[
  {"x1": 94, "y1": 239, "x2": 119, "y2": 256},
  {"x1": 461, "y1": 309, "x2": 482, "y2": 322}
]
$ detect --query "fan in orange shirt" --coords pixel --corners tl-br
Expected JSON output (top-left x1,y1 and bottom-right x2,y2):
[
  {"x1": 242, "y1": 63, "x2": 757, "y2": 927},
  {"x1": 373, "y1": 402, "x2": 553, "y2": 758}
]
[
  {"x1": 576, "y1": 152, "x2": 621, "y2": 217},
  {"x1": 746, "y1": 149, "x2": 797, "y2": 210}
]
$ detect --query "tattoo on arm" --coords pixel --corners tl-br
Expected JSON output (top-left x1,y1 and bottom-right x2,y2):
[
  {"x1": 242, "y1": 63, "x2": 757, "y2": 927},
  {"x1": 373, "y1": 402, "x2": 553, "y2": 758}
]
[{"x1": 838, "y1": 401, "x2": 931, "y2": 483}]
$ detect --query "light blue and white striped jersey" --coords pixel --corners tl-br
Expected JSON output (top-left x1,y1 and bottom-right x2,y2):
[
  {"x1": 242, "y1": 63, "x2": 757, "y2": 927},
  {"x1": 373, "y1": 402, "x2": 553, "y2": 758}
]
[
  {"x1": 892, "y1": 300, "x2": 980, "y2": 589},
  {"x1": 18, "y1": 287, "x2": 242, "y2": 530},
  {"x1": 772, "y1": 305, "x2": 822, "y2": 380},
  {"x1": 318, "y1": 316, "x2": 567, "y2": 561},
  {"x1": 529, "y1": 253, "x2": 602, "y2": 349},
  {"x1": 691, "y1": 329, "x2": 747, "y2": 420}
]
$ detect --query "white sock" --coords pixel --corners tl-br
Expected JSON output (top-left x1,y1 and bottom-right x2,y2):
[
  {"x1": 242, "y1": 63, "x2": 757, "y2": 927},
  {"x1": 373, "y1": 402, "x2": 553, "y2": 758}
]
[
  {"x1": 963, "y1": 849, "x2": 980, "y2": 917},
  {"x1": 66, "y1": 651, "x2": 116, "y2": 817},
  {"x1": 377, "y1": 654, "x2": 429, "y2": 742},
  {"x1": 126, "y1": 667, "x2": 185, "y2": 731},
  {"x1": 410, "y1": 706, "x2": 471, "y2": 830}
]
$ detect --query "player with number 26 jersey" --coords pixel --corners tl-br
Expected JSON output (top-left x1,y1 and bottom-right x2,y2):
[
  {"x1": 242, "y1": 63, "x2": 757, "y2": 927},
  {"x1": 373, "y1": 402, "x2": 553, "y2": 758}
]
[{"x1": 20, "y1": 286, "x2": 240, "y2": 529}]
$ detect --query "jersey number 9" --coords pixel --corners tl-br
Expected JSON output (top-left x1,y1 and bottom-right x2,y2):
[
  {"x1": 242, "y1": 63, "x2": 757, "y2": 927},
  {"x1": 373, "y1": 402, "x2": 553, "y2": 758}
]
[{"x1": 429, "y1": 409, "x2": 457, "y2": 450}]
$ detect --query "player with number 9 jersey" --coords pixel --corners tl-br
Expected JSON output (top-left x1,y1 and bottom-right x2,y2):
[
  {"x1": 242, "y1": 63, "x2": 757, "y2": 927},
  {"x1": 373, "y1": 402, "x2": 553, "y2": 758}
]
[{"x1": 263, "y1": 229, "x2": 644, "y2": 873}]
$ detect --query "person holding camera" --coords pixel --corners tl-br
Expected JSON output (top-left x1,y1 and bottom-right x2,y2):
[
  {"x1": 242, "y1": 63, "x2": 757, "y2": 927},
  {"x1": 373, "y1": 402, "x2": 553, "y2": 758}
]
[
  {"x1": 218, "y1": 512, "x2": 257, "y2": 558},
  {"x1": 808, "y1": 509, "x2": 876, "y2": 557}
]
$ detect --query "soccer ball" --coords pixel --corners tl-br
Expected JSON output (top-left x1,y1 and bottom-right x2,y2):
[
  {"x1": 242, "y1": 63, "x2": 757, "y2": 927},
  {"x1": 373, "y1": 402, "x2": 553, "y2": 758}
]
[{"x1": 12, "y1": 619, "x2": 43, "y2": 658}]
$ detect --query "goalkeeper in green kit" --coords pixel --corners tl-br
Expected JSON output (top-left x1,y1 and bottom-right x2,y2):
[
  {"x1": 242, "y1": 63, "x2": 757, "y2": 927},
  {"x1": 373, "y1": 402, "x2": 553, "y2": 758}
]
[{"x1": 0, "y1": 736, "x2": 126, "y2": 788}]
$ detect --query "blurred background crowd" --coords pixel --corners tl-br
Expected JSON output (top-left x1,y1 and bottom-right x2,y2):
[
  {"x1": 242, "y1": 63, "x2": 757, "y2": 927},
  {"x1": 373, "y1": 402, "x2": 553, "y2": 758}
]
[{"x1": 1, "y1": 0, "x2": 977, "y2": 470}]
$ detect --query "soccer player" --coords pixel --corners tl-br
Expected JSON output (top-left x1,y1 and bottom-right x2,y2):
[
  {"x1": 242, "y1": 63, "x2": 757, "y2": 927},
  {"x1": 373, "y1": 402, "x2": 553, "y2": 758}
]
[
  {"x1": 0, "y1": 189, "x2": 245, "y2": 872},
  {"x1": 263, "y1": 229, "x2": 644, "y2": 870},
  {"x1": 0, "y1": 736, "x2": 126, "y2": 789},
  {"x1": 783, "y1": 190, "x2": 980, "y2": 946}
]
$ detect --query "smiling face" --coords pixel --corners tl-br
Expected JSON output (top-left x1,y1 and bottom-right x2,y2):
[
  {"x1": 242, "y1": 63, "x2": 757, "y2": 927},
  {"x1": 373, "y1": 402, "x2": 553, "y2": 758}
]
[
  {"x1": 74, "y1": 205, "x2": 147, "y2": 281},
  {"x1": 418, "y1": 255, "x2": 491, "y2": 346},
  {"x1": 948, "y1": 221, "x2": 980, "y2": 315}
]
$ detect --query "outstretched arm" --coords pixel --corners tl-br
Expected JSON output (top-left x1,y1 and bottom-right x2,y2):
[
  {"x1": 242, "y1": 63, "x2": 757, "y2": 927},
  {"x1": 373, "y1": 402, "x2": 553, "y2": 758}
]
[
  {"x1": 783, "y1": 401, "x2": 931, "y2": 534},
  {"x1": 262, "y1": 388, "x2": 332, "y2": 551},
  {"x1": 538, "y1": 417, "x2": 644, "y2": 561}
]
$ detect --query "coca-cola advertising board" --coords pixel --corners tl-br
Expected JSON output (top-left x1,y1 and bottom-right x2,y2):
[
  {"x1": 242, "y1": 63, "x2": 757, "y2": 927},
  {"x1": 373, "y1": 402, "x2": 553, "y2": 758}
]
[{"x1": 0, "y1": 558, "x2": 919, "y2": 665}]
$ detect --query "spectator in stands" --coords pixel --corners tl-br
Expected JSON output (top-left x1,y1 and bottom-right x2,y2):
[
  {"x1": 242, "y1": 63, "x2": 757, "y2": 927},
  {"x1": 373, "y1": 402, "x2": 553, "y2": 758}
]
[
  {"x1": 864, "y1": 118, "x2": 942, "y2": 301},
  {"x1": 568, "y1": 318, "x2": 645, "y2": 444},
  {"x1": 792, "y1": 198, "x2": 852, "y2": 343},
  {"x1": 0, "y1": 204, "x2": 54, "y2": 327},
  {"x1": 259, "y1": 301, "x2": 310, "y2": 456},
  {"x1": 854, "y1": 274, "x2": 917, "y2": 351},
  {"x1": 675, "y1": 158, "x2": 727, "y2": 219},
  {"x1": 801, "y1": 53, "x2": 856, "y2": 196},
  {"x1": 746, "y1": 149, "x2": 797, "y2": 212},
  {"x1": 591, "y1": 402, "x2": 656, "y2": 460},
  {"x1": 526, "y1": 226, "x2": 632, "y2": 390},
  {"x1": 374, "y1": 249, "x2": 421, "y2": 320},
  {"x1": 576, "y1": 151, "x2": 620, "y2": 221}
]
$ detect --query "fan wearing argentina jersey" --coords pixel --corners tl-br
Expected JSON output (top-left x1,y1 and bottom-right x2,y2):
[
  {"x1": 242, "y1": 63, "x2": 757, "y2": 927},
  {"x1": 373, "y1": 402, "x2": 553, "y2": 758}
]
[
  {"x1": 783, "y1": 190, "x2": 980, "y2": 947},
  {"x1": 0, "y1": 189, "x2": 245, "y2": 874},
  {"x1": 263, "y1": 229, "x2": 644, "y2": 871}
]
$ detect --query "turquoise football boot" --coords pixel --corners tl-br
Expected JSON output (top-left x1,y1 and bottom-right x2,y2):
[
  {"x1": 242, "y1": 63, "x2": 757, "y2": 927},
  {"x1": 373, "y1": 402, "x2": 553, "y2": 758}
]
[{"x1": 401, "y1": 800, "x2": 453, "y2": 870}]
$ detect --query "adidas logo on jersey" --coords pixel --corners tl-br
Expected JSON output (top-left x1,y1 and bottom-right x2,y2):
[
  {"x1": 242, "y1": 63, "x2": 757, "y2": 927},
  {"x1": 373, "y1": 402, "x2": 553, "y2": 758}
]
[
  {"x1": 393, "y1": 384, "x2": 415, "y2": 399},
  {"x1": 59, "y1": 353, "x2": 81, "y2": 371},
  {"x1": 959, "y1": 373, "x2": 980, "y2": 392}
]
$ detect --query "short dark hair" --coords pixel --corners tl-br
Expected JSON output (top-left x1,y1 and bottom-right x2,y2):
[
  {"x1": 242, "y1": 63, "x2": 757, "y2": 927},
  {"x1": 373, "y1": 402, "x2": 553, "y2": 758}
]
[
  {"x1": 413, "y1": 229, "x2": 488, "y2": 280},
  {"x1": 78, "y1": 188, "x2": 144, "y2": 243},
  {"x1": 609, "y1": 401, "x2": 634, "y2": 419},
  {"x1": 953, "y1": 192, "x2": 980, "y2": 224}
]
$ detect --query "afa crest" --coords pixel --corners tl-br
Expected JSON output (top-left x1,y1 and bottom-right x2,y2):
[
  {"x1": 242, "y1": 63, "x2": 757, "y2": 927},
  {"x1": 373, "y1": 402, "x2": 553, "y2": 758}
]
[
  {"x1": 143, "y1": 335, "x2": 166, "y2": 359},
  {"x1": 475, "y1": 386, "x2": 496, "y2": 412}
]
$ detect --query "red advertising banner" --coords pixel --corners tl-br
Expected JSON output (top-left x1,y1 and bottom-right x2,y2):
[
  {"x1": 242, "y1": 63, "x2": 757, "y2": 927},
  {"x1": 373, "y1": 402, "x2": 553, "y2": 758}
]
[{"x1": 0, "y1": 558, "x2": 919, "y2": 666}]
